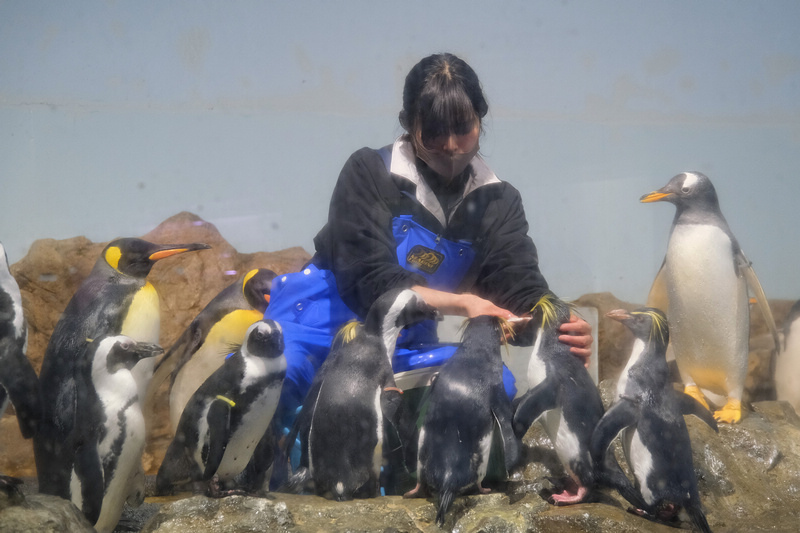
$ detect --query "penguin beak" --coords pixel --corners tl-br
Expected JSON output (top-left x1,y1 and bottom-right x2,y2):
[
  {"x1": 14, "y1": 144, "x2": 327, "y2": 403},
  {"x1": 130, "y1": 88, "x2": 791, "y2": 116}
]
[
  {"x1": 148, "y1": 242, "x2": 211, "y2": 261},
  {"x1": 264, "y1": 294, "x2": 271, "y2": 304},
  {"x1": 606, "y1": 309, "x2": 632, "y2": 323},
  {"x1": 134, "y1": 342, "x2": 165, "y2": 361},
  {"x1": 640, "y1": 190, "x2": 672, "y2": 203}
]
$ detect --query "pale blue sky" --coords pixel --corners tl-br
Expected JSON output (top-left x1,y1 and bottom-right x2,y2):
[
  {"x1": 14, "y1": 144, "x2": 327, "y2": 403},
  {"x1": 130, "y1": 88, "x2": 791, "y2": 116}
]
[{"x1": 2, "y1": 1, "x2": 799, "y2": 302}]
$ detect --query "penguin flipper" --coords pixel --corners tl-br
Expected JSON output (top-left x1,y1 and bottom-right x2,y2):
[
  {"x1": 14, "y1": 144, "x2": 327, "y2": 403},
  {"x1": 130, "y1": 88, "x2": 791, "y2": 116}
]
[
  {"x1": 512, "y1": 379, "x2": 559, "y2": 438},
  {"x1": 0, "y1": 337, "x2": 42, "y2": 439},
  {"x1": 491, "y1": 384, "x2": 520, "y2": 473},
  {"x1": 737, "y1": 250, "x2": 780, "y2": 351},
  {"x1": 645, "y1": 259, "x2": 669, "y2": 314},
  {"x1": 73, "y1": 441, "x2": 104, "y2": 525},
  {"x1": 203, "y1": 398, "x2": 233, "y2": 480},
  {"x1": 590, "y1": 399, "x2": 639, "y2": 464},
  {"x1": 673, "y1": 390, "x2": 718, "y2": 432}
]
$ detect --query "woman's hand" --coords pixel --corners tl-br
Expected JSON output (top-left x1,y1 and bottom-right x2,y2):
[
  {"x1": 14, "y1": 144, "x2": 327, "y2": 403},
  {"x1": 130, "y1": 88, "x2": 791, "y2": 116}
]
[
  {"x1": 411, "y1": 286, "x2": 516, "y2": 319},
  {"x1": 558, "y1": 314, "x2": 593, "y2": 367}
]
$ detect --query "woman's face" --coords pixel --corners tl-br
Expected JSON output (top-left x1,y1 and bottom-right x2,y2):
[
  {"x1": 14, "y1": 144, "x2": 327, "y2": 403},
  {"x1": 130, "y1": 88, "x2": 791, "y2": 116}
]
[{"x1": 414, "y1": 123, "x2": 480, "y2": 182}]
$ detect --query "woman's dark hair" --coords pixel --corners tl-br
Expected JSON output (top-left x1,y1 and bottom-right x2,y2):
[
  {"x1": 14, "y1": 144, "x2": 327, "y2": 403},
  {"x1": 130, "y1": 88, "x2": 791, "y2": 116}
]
[{"x1": 399, "y1": 53, "x2": 488, "y2": 146}]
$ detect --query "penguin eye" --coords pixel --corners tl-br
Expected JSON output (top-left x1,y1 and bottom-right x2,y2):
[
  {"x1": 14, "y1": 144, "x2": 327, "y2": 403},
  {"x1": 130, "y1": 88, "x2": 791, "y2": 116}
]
[{"x1": 681, "y1": 186, "x2": 690, "y2": 193}]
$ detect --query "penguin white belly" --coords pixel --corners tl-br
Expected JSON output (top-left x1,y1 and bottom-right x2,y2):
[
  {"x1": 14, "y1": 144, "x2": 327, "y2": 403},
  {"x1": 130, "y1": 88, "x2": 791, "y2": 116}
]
[
  {"x1": 526, "y1": 330, "x2": 547, "y2": 389},
  {"x1": 95, "y1": 401, "x2": 146, "y2": 533},
  {"x1": 777, "y1": 317, "x2": 800, "y2": 411},
  {"x1": 665, "y1": 224, "x2": 749, "y2": 397},
  {"x1": 122, "y1": 283, "x2": 161, "y2": 400},
  {"x1": 541, "y1": 408, "x2": 581, "y2": 479},
  {"x1": 371, "y1": 386, "x2": 384, "y2": 479},
  {"x1": 628, "y1": 429, "x2": 655, "y2": 506},
  {"x1": 214, "y1": 386, "x2": 281, "y2": 480},
  {"x1": 617, "y1": 339, "x2": 646, "y2": 399}
]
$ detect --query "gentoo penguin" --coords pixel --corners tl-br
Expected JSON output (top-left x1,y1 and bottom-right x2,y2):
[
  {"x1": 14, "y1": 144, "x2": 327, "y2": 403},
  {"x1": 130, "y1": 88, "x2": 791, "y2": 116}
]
[
  {"x1": 405, "y1": 315, "x2": 520, "y2": 527},
  {"x1": 592, "y1": 308, "x2": 717, "y2": 532},
  {"x1": 0, "y1": 241, "x2": 40, "y2": 438},
  {"x1": 776, "y1": 299, "x2": 800, "y2": 412},
  {"x1": 286, "y1": 288, "x2": 439, "y2": 501},
  {"x1": 642, "y1": 171, "x2": 779, "y2": 423},
  {"x1": 511, "y1": 292, "x2": 605, "y2": 505},
  {"x1": 35, "y1": 237, "x2": 210, "y2": 498},
  {"x1": 69, "y1": 335, "x2": 163, "y2": 532},
  {"x1": 156, "y1": 319, "x2": 286, "y2": 496},
  {"x1": 147, "y1": 268, "x2": 277, "y2": 430}
]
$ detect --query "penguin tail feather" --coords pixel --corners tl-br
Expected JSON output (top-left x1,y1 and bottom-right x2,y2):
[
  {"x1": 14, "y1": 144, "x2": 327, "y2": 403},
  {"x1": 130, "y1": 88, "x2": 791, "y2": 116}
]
[
  {"x1": 686, "y1": 504, "x2": 712, "y2": 533},
  {"x1": 436, "y1": 489, "x2": 455, "y2": 527}
]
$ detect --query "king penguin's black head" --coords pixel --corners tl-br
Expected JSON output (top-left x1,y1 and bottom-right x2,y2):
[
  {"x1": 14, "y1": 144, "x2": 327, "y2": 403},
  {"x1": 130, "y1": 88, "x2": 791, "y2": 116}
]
[
  {"x1": 245, "y1": 320, "x2": 284, "y2": 359},
  {"x1": 101, "y1": 238, "x2": 211, "y2": 279},
  {"x1": 607, "y1": 307, "x2": 669, "y2": 348},
  {"x1": 242, "y1": 268, "x2": 277, "y2": 313},
  {"x1": 640, "y1": 171, "x2": 720, "y2": 214},
  {"x1": 99, "y1": 335, "x2": 164, "y2": 373}
]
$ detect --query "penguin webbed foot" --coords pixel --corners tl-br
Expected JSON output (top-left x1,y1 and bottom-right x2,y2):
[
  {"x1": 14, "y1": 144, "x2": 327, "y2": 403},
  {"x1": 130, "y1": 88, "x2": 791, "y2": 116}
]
[
  {"x1": 713, "y1": 398, "x2": 743, "y2": 424},
  {"x1": 545, "y1": 476, "x2": 589, "y2": 506},
  {"x1": 206, "y1": 475, "x2": 248, "y2": 498},
  {"x1": 402, "y1": 482, "x2": 425, "y2": 499}
]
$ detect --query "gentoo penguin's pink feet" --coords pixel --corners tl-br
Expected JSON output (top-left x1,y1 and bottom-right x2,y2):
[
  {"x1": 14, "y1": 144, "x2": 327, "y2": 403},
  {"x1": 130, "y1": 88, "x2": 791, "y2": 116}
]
[
  {"x1": 477, "y1": 482, "x2": 491, "y2": 495},
  {"x1": 548, "y1": 478, "x2": 588, "y2": 505},
  {"x1": 403, "y1": 483, "x2": 422, "y2": 498}
]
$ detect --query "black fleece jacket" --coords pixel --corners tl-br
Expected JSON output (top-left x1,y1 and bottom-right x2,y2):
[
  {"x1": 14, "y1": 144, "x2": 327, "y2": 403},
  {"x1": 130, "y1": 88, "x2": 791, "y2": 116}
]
[{"x1": 312, "y1": 145, "x2": 549, "y2": 318}]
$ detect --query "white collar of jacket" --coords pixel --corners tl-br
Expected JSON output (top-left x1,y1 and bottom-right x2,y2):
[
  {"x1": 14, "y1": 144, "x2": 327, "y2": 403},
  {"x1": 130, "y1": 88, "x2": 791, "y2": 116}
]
[{"x1": 390, "y1": 136, "x2": 501, "y2": 227}]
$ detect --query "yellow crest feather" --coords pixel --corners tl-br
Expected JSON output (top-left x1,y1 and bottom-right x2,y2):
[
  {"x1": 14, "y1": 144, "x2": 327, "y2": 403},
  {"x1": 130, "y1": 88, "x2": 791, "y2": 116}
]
[
  {"x1": 334, "y1": 320, "x2": 362, "y2": 346},
  {"x1": 529, "y1": 293, "x2": 575, "y2": 328}
]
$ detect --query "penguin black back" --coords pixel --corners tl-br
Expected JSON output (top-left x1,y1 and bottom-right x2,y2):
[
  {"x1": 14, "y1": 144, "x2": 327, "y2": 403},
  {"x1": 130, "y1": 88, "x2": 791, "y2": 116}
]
[{"x1": 412, "y1": 315, "x2": 519, "y2": 526}]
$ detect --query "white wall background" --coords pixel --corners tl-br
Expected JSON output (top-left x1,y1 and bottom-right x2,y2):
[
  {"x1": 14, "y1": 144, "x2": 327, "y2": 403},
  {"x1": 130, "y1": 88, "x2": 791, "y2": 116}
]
[{"x1": 2, "y1": 1, "x2": 799, "y2": 303}]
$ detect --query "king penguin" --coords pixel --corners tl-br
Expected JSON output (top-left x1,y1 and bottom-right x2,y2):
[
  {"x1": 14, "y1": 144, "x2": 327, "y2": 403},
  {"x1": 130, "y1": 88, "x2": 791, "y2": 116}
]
[
  {"x1": 34, "y1": 237, "x2": 210, "y2": 498},
  {"x1": 0, "y1": 241, "x2": 41, "y2": 439},
  {"x1": 285, "y1": 288, "x2": 440, "y2": 502},
  {"x1": 776, "y1": 299, "x2": 800, "y2": 412},
  {"x1": 512, "y1": 292, "x2": 606, "y2": 505},
  {"x1": 592, "y1": 308, "x2": 717, "y2": 532},
  {"x1": 156, "y1": 319, "x2": 286, "y2": 496},
  {"x1": 147, "y1": 268, "x2": 276, "y2": 430},
  {"x1": 641, "y1": 172, "x2": 779, "y2": 423},
  {"x1": 70, "y1": 335, "x2": 163, "y2": 533},
  {"x1": 405, "y1": 315, "x2": 520, "y2": 527}
]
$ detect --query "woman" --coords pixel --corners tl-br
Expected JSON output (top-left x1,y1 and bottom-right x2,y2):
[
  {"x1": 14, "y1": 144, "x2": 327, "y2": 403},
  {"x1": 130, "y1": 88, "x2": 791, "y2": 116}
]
[{"x1": 267, "y1": 52, "x2": 592, "y2": 428}]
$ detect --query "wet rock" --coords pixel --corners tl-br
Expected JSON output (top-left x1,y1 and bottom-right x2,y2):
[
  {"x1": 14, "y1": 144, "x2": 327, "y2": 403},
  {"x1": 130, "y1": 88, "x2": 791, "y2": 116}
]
[{"x1": 0, "y1": 492, "x2": 94, "y2": 532}]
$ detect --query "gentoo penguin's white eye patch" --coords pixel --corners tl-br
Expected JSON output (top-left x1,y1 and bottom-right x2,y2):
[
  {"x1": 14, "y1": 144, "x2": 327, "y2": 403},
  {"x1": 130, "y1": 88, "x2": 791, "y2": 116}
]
[{"x1": 681, "y1": 173, "x2": 698, "y2": 191}]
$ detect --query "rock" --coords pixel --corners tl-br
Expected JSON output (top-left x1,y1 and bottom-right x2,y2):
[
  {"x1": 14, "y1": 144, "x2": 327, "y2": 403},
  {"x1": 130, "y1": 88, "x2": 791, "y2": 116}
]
[
  {"x1": 0, "y1": 212, "x2": 311, "y2": 477},
  {"x1": 0, "y1": 492, "x2": 94, "y2": 532}
]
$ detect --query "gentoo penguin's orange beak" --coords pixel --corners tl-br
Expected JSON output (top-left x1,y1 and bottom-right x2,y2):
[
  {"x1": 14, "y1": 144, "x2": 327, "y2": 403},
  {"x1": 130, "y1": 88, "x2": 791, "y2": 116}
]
[
  {"x1": 264, "y1": 294, "x2": 271, "y2": 304},
  {"x1": 149, "y1": 243, "x2": 211, "y2": 261},
  {"x1": 640, "y1": 191, "x2": 672, "y2": 203}
]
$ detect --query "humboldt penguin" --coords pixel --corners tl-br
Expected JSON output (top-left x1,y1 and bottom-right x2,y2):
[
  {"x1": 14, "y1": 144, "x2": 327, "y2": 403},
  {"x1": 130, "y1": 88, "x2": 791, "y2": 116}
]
[
  {"x1": 147, "y1": 268, "x2": 276, "y2": 429},
  {"x1": 592, "y1": 308, "x2": 716, "y2": 532},
  {"x1": 286, "y1": 288, "x2": 439, "y2": 501},
  {"x1": 155, "y1": 320, "x2": 286, "y2": 496},
  {"x1": 0, "y1": 241, "x2": 40, "y2": 439},
  {"x1": 776, "y1": 299, "x2": 800, "y2": 412},
  {"x1": 511, "y1": 292, "x2": 605, "y2": 505},
  {"x1": 405, "y1": 315, "x2": 519, "y2": 527},
  {"x1": 70, "y1": 335, "x2": 163, "y2": 532},
  {"x1": 34, "y1": 237, "x2": 210, "y2": 498},
  {"x1": 641, "y1": 171, "x2": 779, "y2": 423}
]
